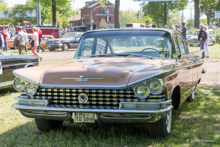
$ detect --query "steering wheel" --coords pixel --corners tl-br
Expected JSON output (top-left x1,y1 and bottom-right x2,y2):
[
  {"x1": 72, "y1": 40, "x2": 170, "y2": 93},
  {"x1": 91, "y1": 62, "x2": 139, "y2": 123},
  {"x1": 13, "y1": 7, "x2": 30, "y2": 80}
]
[{"x1": 141, "y1": 48, "x2": 159, "y2": 53}]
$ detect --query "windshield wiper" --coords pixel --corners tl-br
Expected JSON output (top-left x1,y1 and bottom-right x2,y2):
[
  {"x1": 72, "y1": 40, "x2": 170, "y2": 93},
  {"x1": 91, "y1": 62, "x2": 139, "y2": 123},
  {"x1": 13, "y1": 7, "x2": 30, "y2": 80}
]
[{"x1": 114, "y1": 53, "x2": 153, "y2": 59}]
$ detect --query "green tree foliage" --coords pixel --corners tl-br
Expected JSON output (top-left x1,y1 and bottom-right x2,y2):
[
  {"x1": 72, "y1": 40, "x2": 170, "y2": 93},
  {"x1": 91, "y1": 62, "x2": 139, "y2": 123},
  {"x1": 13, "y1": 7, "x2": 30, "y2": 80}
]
[
  {"x1": 119, "y1": 9, "x2": 153, "y2": 27},
  {"x1": 200, "y1": 0, "x2": 219, "y2": 25},
  {"x1": 169, "y1": 11, "x2": 182, "y2": 26},
  {"x1": 0, "y1": 0, "x2": 10, "y2": 25},
  {"x1": 142, "y1": 0, "x2": 187, "y2": 27},
  {"x1": 33, "y1": 0, "x2": 70, "y2": 24}
]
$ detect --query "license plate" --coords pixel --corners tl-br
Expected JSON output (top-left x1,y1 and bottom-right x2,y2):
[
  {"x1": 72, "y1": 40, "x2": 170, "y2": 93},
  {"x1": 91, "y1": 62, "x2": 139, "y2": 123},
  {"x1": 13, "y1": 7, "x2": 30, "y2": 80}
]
[{"x1": 73, "y1": 113, "x2": 95, "y2": 123}]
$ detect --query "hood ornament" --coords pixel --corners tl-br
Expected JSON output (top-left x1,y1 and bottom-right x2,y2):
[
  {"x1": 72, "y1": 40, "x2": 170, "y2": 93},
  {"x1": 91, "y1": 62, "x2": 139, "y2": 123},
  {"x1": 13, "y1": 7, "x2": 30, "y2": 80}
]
[{"x1": 61, "y1": 75, "x2": 104, "y2": 82}]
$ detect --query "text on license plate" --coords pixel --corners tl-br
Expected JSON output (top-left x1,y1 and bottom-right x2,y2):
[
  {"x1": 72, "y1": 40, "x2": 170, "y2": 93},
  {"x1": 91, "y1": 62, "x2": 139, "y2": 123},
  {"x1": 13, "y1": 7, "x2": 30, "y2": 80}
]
[{"x1": 73, "y1": 113, "x2": 95, "y2": 123}]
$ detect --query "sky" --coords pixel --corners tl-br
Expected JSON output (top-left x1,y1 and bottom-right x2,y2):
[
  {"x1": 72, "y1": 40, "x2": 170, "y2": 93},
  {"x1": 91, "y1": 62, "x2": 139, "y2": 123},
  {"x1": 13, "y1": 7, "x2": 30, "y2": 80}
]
[{"x1": 5, "y1": 0, "x2": 205, "y2": 20}]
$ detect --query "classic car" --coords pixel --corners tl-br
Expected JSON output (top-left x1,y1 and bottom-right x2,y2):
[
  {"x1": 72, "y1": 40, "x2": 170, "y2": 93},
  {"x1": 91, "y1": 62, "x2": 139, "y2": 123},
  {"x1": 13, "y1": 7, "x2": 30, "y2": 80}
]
[
  {"x1": 27, "y1": 35, "x2": 55, "y2": 49},
  {"x1": 12, "y1": 29, "x2": 205, "y2": 138},
  {"x1": 0, "y1": 51, "x2": 39, "y2": 89},
  {"x1": 46, "y1": 32, "x2": 83, "y2": 51},
  {"x1": 188, "y1": 29, "x2": 216, "y2": 46},
  {"x1": 6, "y1": 36, "x2": 16, "y2": 49}
]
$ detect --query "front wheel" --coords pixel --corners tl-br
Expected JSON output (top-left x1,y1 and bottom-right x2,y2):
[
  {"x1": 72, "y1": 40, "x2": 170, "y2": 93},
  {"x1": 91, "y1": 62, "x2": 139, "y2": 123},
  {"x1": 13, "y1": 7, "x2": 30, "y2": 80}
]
[
  {"x1": 62, "y1": 43, "x2": 69, "y2": 51},
  {"x1": 35, "y1": 119, "x2": 63, "y2": 132},
  {"x1": 147, "y1": 110, "x2": 172, "y2": 138}
]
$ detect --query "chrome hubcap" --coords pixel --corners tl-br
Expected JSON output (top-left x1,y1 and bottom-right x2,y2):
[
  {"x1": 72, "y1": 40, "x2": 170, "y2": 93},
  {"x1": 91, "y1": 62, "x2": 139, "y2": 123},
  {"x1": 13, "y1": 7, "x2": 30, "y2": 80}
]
[
  {"x1": 192, "y1": 91, "x2": 195, "y2": 100},
  {"x1": 166, "y1": 110, "x2": 172, "y2": 133}
]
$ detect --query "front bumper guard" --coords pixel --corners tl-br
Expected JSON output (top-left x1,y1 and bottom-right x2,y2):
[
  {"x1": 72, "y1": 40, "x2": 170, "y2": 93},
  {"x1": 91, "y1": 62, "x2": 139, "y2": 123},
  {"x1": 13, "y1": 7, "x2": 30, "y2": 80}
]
[{"x1": 13, "y1": 97, "x2": 173, "y2": 123}]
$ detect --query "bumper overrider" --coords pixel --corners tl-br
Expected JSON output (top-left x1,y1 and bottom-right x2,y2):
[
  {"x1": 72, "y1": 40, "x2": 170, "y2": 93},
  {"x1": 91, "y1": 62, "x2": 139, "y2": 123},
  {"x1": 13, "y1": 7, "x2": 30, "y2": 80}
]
[{"x1": 13, "y1": 96, "x2": 173, "y2": 123}]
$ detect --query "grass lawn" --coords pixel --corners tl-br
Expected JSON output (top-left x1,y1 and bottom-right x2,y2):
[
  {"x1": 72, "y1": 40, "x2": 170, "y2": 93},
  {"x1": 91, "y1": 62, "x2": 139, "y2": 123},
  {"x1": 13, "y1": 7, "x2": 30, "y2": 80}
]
[{"x1": 0, "y1": 86, "x2": 219, "y2": 147}]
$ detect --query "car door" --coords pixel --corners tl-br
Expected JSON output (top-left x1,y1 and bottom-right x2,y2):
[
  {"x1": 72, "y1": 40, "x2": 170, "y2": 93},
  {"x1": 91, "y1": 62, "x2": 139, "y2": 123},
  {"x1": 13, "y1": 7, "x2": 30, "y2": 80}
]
[{"x1": 174, "y1": 36, "x2": 194, "y2": 101}]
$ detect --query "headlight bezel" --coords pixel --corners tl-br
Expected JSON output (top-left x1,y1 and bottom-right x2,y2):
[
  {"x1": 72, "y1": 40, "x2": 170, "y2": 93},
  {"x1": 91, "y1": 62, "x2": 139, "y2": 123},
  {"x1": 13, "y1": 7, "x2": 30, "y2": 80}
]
[
  {"x1": 133, "y1": 78, "x2": 164, "y2": 99},
  {"x1": 25, "y1": 82, "x2": 38, "y2": 96},
  {"x1": 134, "y1": 84, "x2": 150, "y2": 99},
  {"x1": 13, "y1": 77, "x2": 26, "y2": 92},
  {"x1": 13, "y1": 77, "x2": 38, "y2": 96},
  {"x1": 148, "y1": 79, "x2": 164, "y2": 95}
]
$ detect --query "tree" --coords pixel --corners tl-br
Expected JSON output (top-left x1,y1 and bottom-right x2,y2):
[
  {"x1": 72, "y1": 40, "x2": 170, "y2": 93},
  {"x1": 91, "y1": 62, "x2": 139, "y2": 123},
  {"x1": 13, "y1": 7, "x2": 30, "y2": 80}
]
[
  {"x1": 33, "y1": 0, "x2": 70, "y2": 25},
  {"x1": 0, "y1": 0, "x2": 11, "y2": 25},
  {"x1": 142, "y1": 0, "x2": 187, "y2": 27},
  {"x1": 200, "y1": 0, "x2": 218, "y2": 25},
  {"x1": 194, "y1": 0, "x2": 200, "y2": 28},
  {"x1": 114, "y1": 0, "x2": 120, "y2": 28}
]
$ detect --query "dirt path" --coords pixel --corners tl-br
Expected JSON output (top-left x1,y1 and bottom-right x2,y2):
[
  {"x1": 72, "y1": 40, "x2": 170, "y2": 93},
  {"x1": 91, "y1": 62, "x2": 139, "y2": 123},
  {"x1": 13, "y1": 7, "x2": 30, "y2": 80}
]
[
  {"x1": 200, "y1": 58, "x2": 220, "y2": 86},
  {"x1": 36, "y1": 51, "x2": 219, "y2": 86}
]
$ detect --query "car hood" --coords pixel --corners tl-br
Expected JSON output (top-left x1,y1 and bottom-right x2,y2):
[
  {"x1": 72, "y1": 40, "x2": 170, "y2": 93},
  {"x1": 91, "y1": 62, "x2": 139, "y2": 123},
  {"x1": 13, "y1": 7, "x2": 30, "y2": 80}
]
[{"x1": 13, "y1": 57, "x2": 176, "y2": 88}]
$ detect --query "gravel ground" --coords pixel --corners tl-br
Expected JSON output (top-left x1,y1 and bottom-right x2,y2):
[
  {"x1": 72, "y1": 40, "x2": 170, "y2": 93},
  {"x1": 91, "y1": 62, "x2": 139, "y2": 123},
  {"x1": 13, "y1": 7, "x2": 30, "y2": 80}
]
[{"x1": 36, "y1": 51, "x2": 220, "y2": 86}]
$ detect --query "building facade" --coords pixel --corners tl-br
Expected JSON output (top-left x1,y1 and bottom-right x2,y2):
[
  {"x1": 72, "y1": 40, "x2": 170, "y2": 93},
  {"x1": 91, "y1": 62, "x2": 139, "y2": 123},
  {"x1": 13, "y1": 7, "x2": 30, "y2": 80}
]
[{"x1": 68, "y1": 1, "x2": 115, "y2": 28}]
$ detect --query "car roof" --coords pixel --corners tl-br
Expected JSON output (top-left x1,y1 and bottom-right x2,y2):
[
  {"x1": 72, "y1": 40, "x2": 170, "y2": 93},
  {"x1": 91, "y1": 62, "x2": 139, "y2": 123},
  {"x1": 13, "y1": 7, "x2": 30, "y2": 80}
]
[{"x1": 84, "y1": 28, "x2": 178, "y2": 35}]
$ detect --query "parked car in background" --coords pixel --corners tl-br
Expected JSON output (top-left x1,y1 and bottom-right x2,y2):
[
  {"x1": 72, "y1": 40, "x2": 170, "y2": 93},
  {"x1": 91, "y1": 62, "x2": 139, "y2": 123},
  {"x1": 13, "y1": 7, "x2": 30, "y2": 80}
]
[
  {"x1": 0, "y1": 51, "x2": 39, "y2": 89},
  {"x1": 27, "y1": 35, "x2": 55, "y2": 49},
  {"x1": 12, "y1": 29, "x2": 205, "y2": 138},
  {"x1": 46, "y1": 32, "x2": 83, "y2": 51},
  {"x1": 188, "y1": 29, "x2": 216, "y2": 46},
  {"x1": 71, "y1": 26, "x2": 87, "y2": 32}
]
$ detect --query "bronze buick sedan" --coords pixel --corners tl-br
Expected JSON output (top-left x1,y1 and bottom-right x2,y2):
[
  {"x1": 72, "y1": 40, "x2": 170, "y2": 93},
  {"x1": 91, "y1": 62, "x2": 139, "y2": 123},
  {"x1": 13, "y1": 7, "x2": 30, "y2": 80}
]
[{"x1": 12, "y1": 29, "x2": 205, "y2": 137}]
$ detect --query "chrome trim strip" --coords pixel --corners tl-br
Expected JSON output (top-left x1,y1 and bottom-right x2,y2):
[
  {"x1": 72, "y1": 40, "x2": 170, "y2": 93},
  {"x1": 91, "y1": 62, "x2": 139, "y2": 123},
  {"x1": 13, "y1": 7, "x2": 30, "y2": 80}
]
[
  {"x1": 39, "y1": 84, "x2": 127, "y2": 89},
  {"x1": 0, "y1": 81, "x2": 13, "y2": 88},
  {"x1": 15, "y1": 98, "x2": 49, "y2": 107},
  {"x1": 3, "y1": 62, "x2": 38, "y2": 68},
  {"x1": 13, "y1": 104, "x2": 173, "y2": 114},
  {"x1": 13, "y1": 71, "x2": 39, "y2": 85}
]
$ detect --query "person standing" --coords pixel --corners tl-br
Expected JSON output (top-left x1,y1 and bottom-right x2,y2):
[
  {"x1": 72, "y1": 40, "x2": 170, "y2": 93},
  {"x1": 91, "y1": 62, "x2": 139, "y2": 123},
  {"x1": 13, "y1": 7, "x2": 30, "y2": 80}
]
[
  {"x1": 37, "y1": 28, "x2": 44, "y2": 52},
  {"x1": 23, "y1": 30, "x2": 28, "y2": 52},
  {"x1": 1, "y1": 30, "x2": 8, "y2": 52},
  {"x1": 204, "y1": 25, "x2": 210, "y2": 58},
  {"x1": 31, "y1": 27, "x2": 42, "y2": 61},
  {"x1": 17, "y1": 27, "x2": 26, "y2": 55},
  {"x1": 152, "y1": 23, "x2": 156, "y2": 28},
  {"x1": 180, "y1": 22, "x2": 187, "y2": 39},
  {"x1": 0, "y1": 33, "x2": 5, "y2": 53},
  {"x1": 198, "y1": 24, "x2": 207, "y2": 59},
  {"x1": 10, "y1": 25, "x2": 16, "y2": 37}
]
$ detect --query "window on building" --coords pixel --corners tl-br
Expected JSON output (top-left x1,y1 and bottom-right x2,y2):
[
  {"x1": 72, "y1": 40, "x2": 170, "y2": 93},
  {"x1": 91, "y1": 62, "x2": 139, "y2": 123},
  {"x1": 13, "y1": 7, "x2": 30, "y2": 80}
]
[
  {"x1": 99, "y1": 17, "x2": 101, "y2": 22},
  {"x1": 104, "y1": 17, "x2": 107, "y2": 21},
  {"x1": 99, "y1": 8, "x2": 101, "y2": 13}
]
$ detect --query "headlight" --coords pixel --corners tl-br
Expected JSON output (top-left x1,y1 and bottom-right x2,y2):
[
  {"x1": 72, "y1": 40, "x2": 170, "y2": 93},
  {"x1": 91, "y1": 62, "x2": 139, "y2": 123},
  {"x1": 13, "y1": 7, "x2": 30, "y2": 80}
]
[
  {"x1": 148, "y1": 79, "x2": 163, "y2": 95},
  {"x1": 13, "y1": 77, "x2": 25, "y2": 92},
  {"x1": 134, "y1": 84, "x2": 150, "y2": 99},
  {"x1": 25, "y1": 82, "x2": 38, "y2": 96}
]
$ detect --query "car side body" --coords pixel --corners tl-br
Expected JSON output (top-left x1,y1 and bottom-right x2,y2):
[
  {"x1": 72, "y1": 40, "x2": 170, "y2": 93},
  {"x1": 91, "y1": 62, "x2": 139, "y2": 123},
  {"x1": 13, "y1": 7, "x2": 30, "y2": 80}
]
[
  {"x1": 12, "y1": 29, "x2": 205, "y2": 137},
  {"x1": 0, "y1": 53, "x2": 39, "y2": 89},
  {"x1": 46, "y1": 32, "x2": 83, "y2": 51}
]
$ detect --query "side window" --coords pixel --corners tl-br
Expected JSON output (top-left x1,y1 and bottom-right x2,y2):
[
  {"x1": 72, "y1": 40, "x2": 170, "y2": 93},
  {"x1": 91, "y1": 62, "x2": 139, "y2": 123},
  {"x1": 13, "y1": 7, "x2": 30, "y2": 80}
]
[
  {"x1": 173, "y1": 36, "x2": 180, "y2": 53},
  {"x1": 81, "y1": 38, "x2": 94, "y2": 56},
  {"x1": 96, "y1": 38, "x2": 107, "y2": 55},
  {"x1": 177, "y1": 37, "x2": 186, "y2": 55}
]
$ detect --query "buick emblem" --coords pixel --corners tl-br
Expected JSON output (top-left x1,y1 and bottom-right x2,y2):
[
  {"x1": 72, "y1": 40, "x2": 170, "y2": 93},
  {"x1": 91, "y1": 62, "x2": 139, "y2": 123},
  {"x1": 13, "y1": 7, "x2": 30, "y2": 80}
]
[{"x1": 78, "y1": 93, "x2": 88, "y2": 104}]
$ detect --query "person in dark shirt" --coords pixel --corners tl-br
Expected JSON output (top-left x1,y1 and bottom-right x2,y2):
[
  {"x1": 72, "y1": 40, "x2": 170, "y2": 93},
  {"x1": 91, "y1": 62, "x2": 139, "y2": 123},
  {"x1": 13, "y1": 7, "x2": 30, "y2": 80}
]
[
  {"x1": 152, "y1": 23, "x2": 156, "y2": 28},
  {"x1": 198, "y1": 24, "x2": 207, "y2": 58},
  {"x1": 180, "y1": 22, "x2": 186, "y2": 39}
]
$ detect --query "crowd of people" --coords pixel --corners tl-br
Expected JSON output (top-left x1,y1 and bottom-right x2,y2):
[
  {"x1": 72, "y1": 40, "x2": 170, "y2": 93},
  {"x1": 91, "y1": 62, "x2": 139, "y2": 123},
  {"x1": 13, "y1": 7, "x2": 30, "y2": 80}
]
[{"x1": 0, "y1": 26, "x2": 44, "y2": 61}]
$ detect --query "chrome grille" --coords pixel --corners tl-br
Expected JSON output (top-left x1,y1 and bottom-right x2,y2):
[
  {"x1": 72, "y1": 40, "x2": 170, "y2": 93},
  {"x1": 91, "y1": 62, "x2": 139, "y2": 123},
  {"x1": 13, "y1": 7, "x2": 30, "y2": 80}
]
[{"x1": 32, "y1": 88, "x2": 149, "y2": 107}]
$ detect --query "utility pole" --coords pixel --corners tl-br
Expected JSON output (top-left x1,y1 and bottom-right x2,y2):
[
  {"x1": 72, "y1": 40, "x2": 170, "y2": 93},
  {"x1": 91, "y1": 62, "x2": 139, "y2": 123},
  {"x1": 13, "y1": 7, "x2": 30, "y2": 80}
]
[
  {"x1": 72, "y1": 0, "x2": 75, "y2": 27},
  {"x1": 37, "y1": 1, "x2": 41, "y2": 26},
  {"x1": 140, "y1": 4, "x2": 141, "y2": 26}
]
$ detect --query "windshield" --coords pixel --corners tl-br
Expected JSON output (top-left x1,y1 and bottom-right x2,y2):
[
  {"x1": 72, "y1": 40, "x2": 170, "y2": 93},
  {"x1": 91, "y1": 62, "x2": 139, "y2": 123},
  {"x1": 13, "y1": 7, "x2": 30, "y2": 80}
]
[
  {"x1": 76, "y1": 33, "x2": 83, "y2": 38},
  {"x1": 62, "y1": 33, "x2": 76, "y2": 38},
  {"x1": 76, "y1": 30, "x2": 173, "y2": 59}
]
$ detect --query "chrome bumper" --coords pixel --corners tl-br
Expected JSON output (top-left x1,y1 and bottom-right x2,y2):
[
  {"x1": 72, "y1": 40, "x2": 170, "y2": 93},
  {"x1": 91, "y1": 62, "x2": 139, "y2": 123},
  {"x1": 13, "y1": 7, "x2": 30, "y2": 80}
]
[{"x1": 13, "y1": 97, "x2": 173, "y2": 123}]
